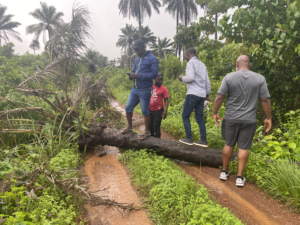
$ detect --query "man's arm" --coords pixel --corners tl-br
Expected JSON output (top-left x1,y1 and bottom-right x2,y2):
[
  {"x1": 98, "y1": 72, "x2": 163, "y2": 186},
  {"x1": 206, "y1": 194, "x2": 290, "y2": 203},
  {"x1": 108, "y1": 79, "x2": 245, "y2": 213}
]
[
  {"x1": 205, "y1": 67, "x2": 211, "y2": 98},
  {"x1": 136, "y1": 58, "x2": 159, "y2": 81},
  {"x1": 129, "y1": 60, "x2": 137, "y2": 80},
  {"x1": 162, "y1": 97, "x2": 169, "y2": 119},
  {"x1": 212, "y1": 94, "x2": 225, "y2": 127},
  {"x1": 261, "y1": 97, "x2": 272, "y2": 132},
  {"x1": 181, "y1": 61, "x2": 195, "y2": 83}
]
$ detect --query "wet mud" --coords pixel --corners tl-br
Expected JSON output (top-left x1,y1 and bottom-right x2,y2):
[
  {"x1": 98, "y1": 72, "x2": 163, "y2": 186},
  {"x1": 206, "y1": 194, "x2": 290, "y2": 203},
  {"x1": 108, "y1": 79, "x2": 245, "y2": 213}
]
[{"x1": 83, "y1": 146, "x2": 152, "y2": 225}]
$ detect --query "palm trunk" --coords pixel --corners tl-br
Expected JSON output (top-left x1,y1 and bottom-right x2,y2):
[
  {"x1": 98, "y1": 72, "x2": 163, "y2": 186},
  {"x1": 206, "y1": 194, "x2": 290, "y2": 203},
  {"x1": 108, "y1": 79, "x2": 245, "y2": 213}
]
[
  {"x1": 184, "y1": 0, "x2": 188, "y2": 27},
  {"x1": 215, "y1": 14, "x2": 218, "y2": 40},
  {"x1": 176, "y1": 8, "x2": 179, "y2": 57},
  {"x1": 48, "y1": 26, "x2": 51, "y2": 41},
  {"x1": 78, "y1": 128, "x2": 238, "y2": 168},
  {"x1": 138, "y1": 4, "x2": 142, "y2": 39},
  {"x1": 129, "y1": 41, "x2": 132, "y2": 71}
]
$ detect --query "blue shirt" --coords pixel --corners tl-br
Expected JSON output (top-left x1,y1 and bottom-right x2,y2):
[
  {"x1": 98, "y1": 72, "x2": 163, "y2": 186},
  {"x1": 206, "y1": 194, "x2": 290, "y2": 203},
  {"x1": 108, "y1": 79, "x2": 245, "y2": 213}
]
[{"x1": 131, "y1": 50, "x2": 159, "y2": 89}]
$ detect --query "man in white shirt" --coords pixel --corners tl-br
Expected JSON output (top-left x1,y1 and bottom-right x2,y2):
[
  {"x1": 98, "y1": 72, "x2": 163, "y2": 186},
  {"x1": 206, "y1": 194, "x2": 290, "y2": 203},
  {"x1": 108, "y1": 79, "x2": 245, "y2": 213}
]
[{"x1": 178, "y1": 48, "x2": 211, "y2": 147}]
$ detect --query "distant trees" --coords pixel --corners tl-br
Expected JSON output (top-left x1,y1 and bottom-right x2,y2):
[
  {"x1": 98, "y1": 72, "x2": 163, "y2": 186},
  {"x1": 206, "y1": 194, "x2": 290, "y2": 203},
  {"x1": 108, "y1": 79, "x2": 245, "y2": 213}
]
[
  {"x1": 0, "y1": 42, "x2": 15, "y2": 58},
  {"x1": 26, "y1": 2, "x2": 64, "y2": 43},
  {"x1": 116, "y1": 24, "x2": 137, "y2": 70},
  {"x1": 137, "y1": 26, "x2": 156, "y2": 46},
  {"x1": 0, "y1": 5, "x2": 22, "y2": 46},
  {"x1": 29, "y1": 40, "x2": 40, "y2": 54},
  {"x1": 118, "y1": 0, "x2": 161, "y2": 38},
  {"x1": 151, "y1": 37, "x2": 174, "y2": 59},
  {"x1": 162, "y1": 0, "x2": 198, "y2": 56},
  {"x1": 81, "y1": 49, "x2": 108, "y2": 73}
]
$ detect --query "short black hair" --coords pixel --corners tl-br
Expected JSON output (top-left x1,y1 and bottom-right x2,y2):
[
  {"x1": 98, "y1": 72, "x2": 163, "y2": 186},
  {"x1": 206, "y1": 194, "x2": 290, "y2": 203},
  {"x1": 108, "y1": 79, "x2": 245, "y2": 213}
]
[
  {"x1": 157, "y1": 73, "x2": 163, "y2": 77},
  {"x1": 185, "y1": 48, "x2": 196, "y2": 56}
]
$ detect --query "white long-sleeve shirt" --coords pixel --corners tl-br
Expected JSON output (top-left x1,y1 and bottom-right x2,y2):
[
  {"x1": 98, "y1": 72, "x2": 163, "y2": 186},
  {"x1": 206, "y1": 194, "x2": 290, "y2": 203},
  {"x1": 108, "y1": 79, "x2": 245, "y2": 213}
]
[{"x1": 182, "y1": 57, "x2": 211, "y2": 98}]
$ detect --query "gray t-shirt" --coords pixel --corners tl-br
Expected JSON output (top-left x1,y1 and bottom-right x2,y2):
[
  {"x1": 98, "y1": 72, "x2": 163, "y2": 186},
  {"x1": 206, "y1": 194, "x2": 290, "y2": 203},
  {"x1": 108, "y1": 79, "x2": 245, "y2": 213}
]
[{"x1": 217, "y1": 70, "x2": 270, "y2": 123}]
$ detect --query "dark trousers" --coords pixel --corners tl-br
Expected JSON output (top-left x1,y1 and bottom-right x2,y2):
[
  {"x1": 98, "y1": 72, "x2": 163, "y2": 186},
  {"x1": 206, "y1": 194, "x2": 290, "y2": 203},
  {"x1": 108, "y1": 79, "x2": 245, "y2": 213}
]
[
  {"x1": 150, "y1": 108, "x2": 164, "y2": 138},
  {"x1": 182, "y1": 95, "x2": 207, "y2": 141}
]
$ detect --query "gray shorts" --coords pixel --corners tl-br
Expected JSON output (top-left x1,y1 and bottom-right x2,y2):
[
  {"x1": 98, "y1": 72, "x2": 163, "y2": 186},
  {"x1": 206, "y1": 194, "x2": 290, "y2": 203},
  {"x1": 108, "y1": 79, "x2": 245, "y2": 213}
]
[{"x1": 221, "y1": 120, "x2": 256, "y2": 150}]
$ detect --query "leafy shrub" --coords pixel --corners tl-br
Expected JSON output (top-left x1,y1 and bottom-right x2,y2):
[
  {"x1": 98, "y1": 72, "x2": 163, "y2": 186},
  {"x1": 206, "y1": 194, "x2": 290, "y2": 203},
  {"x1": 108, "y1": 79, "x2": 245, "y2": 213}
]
[
  {"x1": 253, "y1": 109, "x2": 300, "y2": 161},
  {"x1": 120, "y1": 149, "x2": 242, "y2": 225},
  {"x1": 0, "y1": 184, "x2": 77, "y2": 224}
]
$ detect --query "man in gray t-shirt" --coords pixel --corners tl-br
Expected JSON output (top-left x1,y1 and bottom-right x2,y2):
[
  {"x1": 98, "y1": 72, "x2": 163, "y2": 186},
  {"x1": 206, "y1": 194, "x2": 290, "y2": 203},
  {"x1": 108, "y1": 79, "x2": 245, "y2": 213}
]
[{"x1": 212, "y1": 55, "x2": 272, "y2": 187}]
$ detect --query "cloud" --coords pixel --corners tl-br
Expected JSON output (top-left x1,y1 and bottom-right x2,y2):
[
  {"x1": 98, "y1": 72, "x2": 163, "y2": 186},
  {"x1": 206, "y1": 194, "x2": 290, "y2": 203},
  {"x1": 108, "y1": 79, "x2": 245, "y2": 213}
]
[{"x1": 2, "y1": 0, "x2": 203, "y2": 59}]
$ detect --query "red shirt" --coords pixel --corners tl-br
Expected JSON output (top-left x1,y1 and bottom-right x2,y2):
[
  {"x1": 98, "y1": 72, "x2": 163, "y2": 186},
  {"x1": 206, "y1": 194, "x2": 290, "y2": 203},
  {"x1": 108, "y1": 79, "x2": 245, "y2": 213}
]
[{"x1": 149, "y1": 85, "x2": 169, "y2": 111}]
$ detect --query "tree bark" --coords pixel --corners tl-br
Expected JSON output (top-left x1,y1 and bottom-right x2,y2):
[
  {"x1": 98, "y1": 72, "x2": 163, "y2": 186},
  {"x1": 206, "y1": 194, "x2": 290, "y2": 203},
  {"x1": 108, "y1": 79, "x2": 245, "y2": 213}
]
[
  {"x1": 78, "y1": 127, "x2": 237, "y2": 168},
  {"x1": 138, "y1": 4, "x2": 142, "y2": 39},
  {"x1": 215, "y1": 14, "x2": 218, "y2": 40},
  {"x1": 184, "y1": 0, "x2": 188, "y2": 26}
]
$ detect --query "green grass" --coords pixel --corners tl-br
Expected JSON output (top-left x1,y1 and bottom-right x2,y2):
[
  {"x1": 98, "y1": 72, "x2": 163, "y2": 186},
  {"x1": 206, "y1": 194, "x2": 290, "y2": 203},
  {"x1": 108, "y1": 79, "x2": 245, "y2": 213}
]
[{"x1": 120, "y1": 149, "x2": 243, "y2": 225}]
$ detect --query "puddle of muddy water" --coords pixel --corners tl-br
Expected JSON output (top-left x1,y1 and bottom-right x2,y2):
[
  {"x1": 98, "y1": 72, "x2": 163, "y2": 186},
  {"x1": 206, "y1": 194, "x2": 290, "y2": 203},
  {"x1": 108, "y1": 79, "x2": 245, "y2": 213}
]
[{"x1": 83, "y1": 146, "x2": 152, "y2": 225}]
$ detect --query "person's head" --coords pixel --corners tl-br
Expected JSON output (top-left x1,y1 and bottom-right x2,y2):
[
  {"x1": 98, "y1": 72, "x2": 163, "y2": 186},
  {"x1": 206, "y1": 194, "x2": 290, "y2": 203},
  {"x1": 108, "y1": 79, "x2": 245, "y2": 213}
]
[
  {"x1": 132, "y1": 39, "x2": 146, "y2": 57},
  {"x1": 154, "y1": 74, "x2": 163, "y2": 87},
  {"x1": 236, "y1": 55, "x2": 251, "y2": 71},
  {"x1": 185, "y1": 48, "x2": 197, "y2": 61}
]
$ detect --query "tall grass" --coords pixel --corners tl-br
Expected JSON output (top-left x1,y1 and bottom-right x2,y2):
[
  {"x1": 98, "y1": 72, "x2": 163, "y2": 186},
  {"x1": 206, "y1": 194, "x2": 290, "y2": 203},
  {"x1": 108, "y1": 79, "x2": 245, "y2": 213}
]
[{"x1": 264, "y1": 160, "x2": 300, "y2": 209}]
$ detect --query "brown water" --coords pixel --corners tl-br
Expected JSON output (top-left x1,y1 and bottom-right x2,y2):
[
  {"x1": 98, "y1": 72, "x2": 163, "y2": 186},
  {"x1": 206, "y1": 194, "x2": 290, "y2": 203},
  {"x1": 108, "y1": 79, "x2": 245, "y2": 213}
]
[{"x1": 83, "y1": 146, "x2": 152, "y2": 225}]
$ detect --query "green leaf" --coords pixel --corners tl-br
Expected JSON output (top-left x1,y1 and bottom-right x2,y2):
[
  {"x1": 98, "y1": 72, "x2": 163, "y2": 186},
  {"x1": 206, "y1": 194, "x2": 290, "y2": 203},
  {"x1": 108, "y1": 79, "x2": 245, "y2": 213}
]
[
  {"x1": 274, "y1": 146, "x2": 282, "y2": 151},
  {"x1": 288, "y1": 142, "x2": 297, "y2": 150},
  {"x1": 280, "y1": 33, "x2": 286, "y2": 40},
  {"x1": 274, "y1": 28, "x2": 280, "y2": 38},
  {"x1": 290, "y1": 20, "x2": 296, "y2": 29}
]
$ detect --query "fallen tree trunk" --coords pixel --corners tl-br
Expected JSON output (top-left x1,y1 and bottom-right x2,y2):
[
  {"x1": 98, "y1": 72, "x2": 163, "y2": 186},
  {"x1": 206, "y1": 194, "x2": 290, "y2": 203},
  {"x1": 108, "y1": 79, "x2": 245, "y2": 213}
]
[{"x1": 79, "y1": 127, "x2": 237, "y2": 168}]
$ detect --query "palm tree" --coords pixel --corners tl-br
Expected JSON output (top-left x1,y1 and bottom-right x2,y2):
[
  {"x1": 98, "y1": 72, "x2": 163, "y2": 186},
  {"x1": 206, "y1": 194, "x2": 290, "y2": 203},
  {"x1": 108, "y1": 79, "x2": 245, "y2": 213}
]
[
  {"x1": 0, "y1": 5, "x2": 22, "y2": 46},
  {"x1": 45, "y1": 4, "x2": 92, "y2": 58},
  {"x1": 135, "y1": 26, "x2": 156, "y2": 46},
  {"x1": 29, "y1": 40, "x2": 40, "y2": 54},
  {"x1": 81, "y1": 49, "x2": 108, "y2": 73},
  {"x1": 163, "y1": 0, "x2": 197, "y2": 57},
  {"x1": 26, "y1": 2, "x2": 64, "y2": 43},
  {"x1": 182, "y1": 0, "x2": 198, "y2": 26},
  {"x1": 116, "y1": 24, "x2": 137, "y2": 71},
  {"x1": 118, "y1": 0, "x2": 161, "y2": 38},
  {"x1": 151, "y1": 37, "x2": 174, "y2": 59}
]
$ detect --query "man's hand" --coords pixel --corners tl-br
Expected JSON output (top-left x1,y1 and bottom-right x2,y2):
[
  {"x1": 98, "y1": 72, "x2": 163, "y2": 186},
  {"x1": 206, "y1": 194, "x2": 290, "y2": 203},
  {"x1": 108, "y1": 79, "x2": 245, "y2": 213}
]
[
  {"x1": 178, "y1": 75, "x2": 183, "y2": 82},
  {"x1": 213, "y1": 114, "x2": 223, "y2": 127},
  {"x1": 129, "y1": 73, "x2": 139, "y2": 79},
  {"x1": 206, "y1": 95, "x2": 210, "y2": 102},
  {"x1": 264, "y1": 118, "x2": 272, "y2": 132},
  {"x1": 162, "y1": 111, "x2": 167, "y2": 120}
]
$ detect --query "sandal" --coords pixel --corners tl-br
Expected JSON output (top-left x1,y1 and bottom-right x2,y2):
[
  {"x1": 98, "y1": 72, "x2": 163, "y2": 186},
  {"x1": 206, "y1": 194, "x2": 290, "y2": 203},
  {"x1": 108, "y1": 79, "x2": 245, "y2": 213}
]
[
  {"x1": 121, "y1": 126, "x2": 133, "y2": 134},
  {"x1": 138, "y1": 131, "x2": 151, "y2": 140}
]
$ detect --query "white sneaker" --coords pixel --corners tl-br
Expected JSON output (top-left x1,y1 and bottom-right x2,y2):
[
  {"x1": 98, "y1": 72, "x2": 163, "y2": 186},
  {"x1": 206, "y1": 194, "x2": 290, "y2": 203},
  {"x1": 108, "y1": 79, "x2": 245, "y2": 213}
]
[
  {"x1": 236, "y1": 176, "x2": 246, "y2": 187},
  {"x1": 220, "y1": 170, "x2": 230, "y2": 180}
]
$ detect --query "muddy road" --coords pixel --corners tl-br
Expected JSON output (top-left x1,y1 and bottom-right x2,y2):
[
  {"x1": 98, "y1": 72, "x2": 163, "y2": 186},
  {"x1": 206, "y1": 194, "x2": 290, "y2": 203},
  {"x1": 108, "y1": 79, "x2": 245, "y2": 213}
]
[{"x1": 83, "y1": 100, "x2": 300, "y2": 225}]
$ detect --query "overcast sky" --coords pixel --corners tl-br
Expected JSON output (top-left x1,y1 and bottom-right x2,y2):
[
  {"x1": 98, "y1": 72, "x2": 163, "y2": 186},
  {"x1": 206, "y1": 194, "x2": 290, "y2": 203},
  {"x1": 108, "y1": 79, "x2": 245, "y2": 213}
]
[{"x1": 2, "y1": 0, "x2": 208, "y2": 59}]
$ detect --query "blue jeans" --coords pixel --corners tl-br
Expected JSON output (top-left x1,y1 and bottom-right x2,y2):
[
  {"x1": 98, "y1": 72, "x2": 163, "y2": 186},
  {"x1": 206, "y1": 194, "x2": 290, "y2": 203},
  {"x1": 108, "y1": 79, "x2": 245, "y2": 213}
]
[
  {"x1": 182, "y1": 95, "x2": 207, "y2": 141},
  {"x1": 125, "y1": 87, "x2": 152, "y2": 116}
]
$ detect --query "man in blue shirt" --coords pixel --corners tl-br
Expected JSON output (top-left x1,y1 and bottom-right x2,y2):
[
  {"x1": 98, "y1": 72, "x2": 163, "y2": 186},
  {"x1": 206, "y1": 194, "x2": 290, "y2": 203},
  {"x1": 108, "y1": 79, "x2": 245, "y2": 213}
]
[{"x1": 121, "y1": 39, "x2": 159, "y2": 140}]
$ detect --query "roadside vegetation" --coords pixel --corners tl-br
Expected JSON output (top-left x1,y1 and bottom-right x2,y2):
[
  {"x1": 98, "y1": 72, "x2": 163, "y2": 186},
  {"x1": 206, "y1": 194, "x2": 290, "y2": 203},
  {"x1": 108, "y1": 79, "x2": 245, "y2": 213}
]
[{"x1": 120, "y1": 149, "x2": 242, "y2": 224}]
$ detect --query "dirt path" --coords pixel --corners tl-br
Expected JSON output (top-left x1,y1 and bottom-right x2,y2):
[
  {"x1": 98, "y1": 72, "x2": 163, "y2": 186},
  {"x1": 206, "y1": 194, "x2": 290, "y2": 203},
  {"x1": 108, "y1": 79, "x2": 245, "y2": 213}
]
[
  {"x1": 111, "y1": 100, "x2": 300, "y2": 225},
  {"x1": 83, "y1": 146, "x2": 152, "y2": 225}
]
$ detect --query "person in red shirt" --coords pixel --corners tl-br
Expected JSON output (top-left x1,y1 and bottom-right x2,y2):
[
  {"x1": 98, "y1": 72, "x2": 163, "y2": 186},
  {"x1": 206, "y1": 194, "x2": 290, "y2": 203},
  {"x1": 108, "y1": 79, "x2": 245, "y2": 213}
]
[{"x1": 149, "y1": 74, "x2": 169, "y2": 138}]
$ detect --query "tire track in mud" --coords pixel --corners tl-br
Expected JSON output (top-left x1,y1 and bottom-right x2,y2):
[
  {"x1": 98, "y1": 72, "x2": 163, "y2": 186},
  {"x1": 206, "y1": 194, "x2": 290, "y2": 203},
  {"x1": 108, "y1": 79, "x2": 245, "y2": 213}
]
[
  {"x1": 83, "y1": 147, "x2": 152, "y2": 225},
  {"x1": 111, "y1": 100, "x2": 300, "y2": 225}
]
